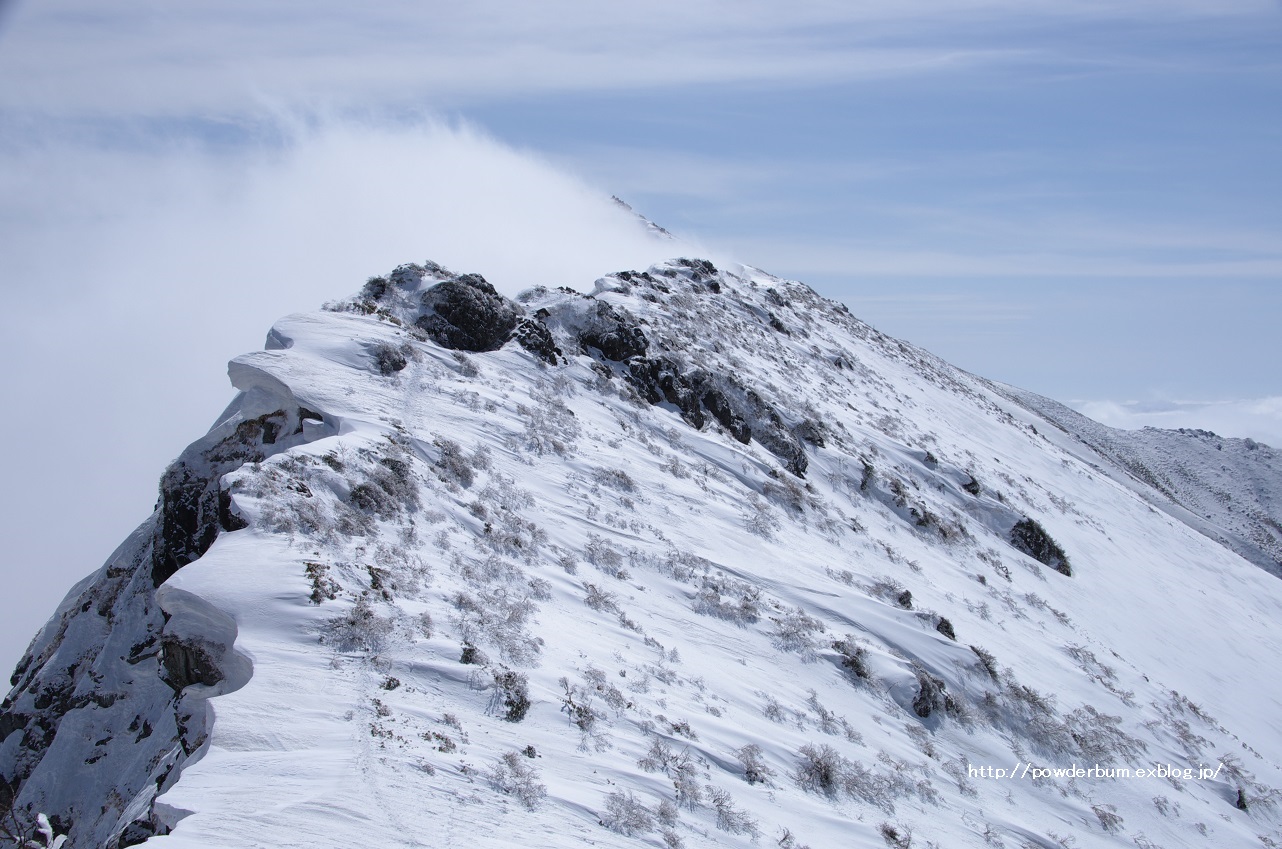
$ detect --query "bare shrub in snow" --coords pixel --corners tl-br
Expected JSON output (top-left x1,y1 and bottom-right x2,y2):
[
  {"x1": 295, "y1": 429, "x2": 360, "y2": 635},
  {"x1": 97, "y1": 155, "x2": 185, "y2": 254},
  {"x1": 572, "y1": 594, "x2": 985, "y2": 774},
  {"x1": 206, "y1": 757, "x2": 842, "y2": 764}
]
[
  {"x1": 593, "y1": 466, "x2": 637, "y2": 491},
  {"x1": 1065, "y1": 705, "x2": 1146, "y2": 763},
  {"x1": 735, "y1": 743, "x2": 773, "y2": 784},
  {"x1": 584, "y1": 534, "x2": 629, "y2": 579},
  {"x1": 583, "y1": 583, "x2": 620, "y2": 613},
  {"x1": 322, "y1": 593, "x2": 394, "y2": 653},
  {"x1": 304, "y1": 561, "x2": 340, "y2": 604},
  {"x1": 793, "y1": 744, "x2": 849, "y2": 799},
  {"x1": 1091, "y1": 804, "x2": 1123, "y2": 834},
  {"x1": 778, "y1": 828, "x2": 812, "y2": 849},
  {"x1": 639, "y1": 738, "x2": 705, "y2": 810},
  {"x1": 601, "y1": 790, "x2": 655, "y2": 836},
  {"x1": 583, "y1": 666, "x2": 630, "y2": 713},
  {"x1": 771, "y1": 607, "x2": 825, "y2": 660},
  {"x1": 969, "y1": 645, "x2": 999, "y2": 680},
  {"x1": 911, "y1": 663, "x2": 949, "y2": 719},
  {"x1": 452, "y1": 586, "x2": 543, "y2": 665},
  {"x1": 487, "y1": 750, "x2": 547, "y2": 810},
  {"x1": 744, "y1": 496, "x2": 781, "y2": 538},
  {"x1": 693, "y1": 574, "x2": 762, "y2": 624},
  {"x1": 707, "y1": 785, "x2": 759, "y2": 837},
  {"x1": 433, "y1": 437, "x2": 475, "y2": 488},
  {"x1": 833, "y1": 635, "x2": 871, "y2": 681},
  {"x1": 489, "y1": 667, "x2": 531, "y2": 722},
  {"x1": 878, "y1": 822, "x2": 912, "y2": 848},
  {"x1": 793, "y1": 744, "x2": 901, "y2": 811},
  {"x1": 559, "y1": 678, "x2": 606, "y2": 746}
]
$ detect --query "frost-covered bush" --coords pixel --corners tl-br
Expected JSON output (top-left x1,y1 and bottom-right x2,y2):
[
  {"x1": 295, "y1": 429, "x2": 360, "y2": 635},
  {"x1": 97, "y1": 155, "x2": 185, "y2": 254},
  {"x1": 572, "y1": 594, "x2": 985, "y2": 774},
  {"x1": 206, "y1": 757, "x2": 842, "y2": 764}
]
[
  {"x1": 305, "y1": 561, "x2": 340, "y2": 604},
  {"x1": 793, "y1": 744, "x2": 849, "y2": 798},
  {"x1": 584, "y1": 534, "x2": 628, "y2": 579},
  {"x1": 372, "y1": 342, "x2": 412, "y2": 376},
  {"x1": 707, "y1": 786, "x2": 759, "y2": 837},
  {"x1": 452, "y1": 587, "x2": 543, "y2": 665},
  {"x1": 911, "y1": 664, "x2": 949, "y2": 719},
  {"x1": 601, "y1": 791, "x2": 654, "y2": 836},
  {"x1": 433, "y1": 437, "x2": 475, "y2": 488},
  {"x1": 771, "y1": 607, "x2": 825, "y2": 660},
  {"x1": 1091, "y1": 804, "x2": 1123, "y2": 834},
  {"x1": 348, "y1": 450, "x2": 420, "y2": 520},
  {"x1": 1009, "y1": 517, "x2": 1071, "y2": 576},
  {"x1": 322, "y1": 594, "x2": 394, "y2": 653},
  {"x1": 583, "y1": 583, "x2": 620, "y2": 613},
  {"x1": 583, "y1": 666, "x2": 629, "y2": 713},
  {"x1": 639, "y1": 739, "x2": 704, "y2": 809},
  {"x1": 878, "y1": 822, "x2": 912, "y2": 848},
  {"x1": 970, "y1": 645, "x2": 999, "y2": 680},
  {"x1": 559, "y1": 677, "x2": 606, "y2": 748},
  {"x1": 734, "y1": 743, "x2": 773, "y2": 784},
  {"x1": 487, "y1": 750, "x2": 547, "y2": 810},
  {"x1": 693, "y1": 574, "x2": 762, "y2": 624},
  {"x1": 793, "y1": 744, "x2": 900, "y2": 810},
  {"x1": 832, "y1": 635, "x2": 871, "y2": 681},
  {"x1": 743, "y1": 496, "x2": 781, "y2": 538},
  {"x1": 490, "y1": 667, "x2": 531, "y2": 722}
]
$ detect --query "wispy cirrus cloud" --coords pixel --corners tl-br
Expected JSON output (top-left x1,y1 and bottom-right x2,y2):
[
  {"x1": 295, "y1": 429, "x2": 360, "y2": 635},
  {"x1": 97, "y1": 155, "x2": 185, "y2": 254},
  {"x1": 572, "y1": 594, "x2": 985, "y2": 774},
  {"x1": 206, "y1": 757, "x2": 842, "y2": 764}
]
[{"x1": 0, "y1": 0, "x2": 1274, "y2": 119}]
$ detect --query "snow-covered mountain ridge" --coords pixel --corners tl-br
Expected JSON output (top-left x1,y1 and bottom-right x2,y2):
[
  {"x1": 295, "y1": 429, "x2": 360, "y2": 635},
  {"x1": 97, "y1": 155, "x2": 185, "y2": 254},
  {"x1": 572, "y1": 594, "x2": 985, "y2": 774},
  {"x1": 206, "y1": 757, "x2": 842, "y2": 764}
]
[
  {"x1": 3, "y1": 258, "x2": 1282, "y2": 849},
  {"x1": 990, "y1": 386, "x2": 1282, "y2": 578}
]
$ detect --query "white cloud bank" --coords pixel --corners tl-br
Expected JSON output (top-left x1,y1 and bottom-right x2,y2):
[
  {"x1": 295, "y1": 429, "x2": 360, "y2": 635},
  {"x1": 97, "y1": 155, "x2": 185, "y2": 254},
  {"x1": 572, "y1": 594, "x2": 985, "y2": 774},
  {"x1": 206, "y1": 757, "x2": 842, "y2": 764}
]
[
  {"x1": 1072, "y1": 398, "x2": 1282, "y2": 448},
  {"x1": 0, "y1": 119, "x2": 683, "y2": 673}
]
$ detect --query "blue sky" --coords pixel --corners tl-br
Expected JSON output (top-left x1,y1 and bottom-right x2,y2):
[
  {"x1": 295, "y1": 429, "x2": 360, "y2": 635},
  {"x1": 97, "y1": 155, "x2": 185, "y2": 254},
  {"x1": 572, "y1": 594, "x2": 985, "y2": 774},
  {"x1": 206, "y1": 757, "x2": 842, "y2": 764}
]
[{"x1": 0, "y1": 0, "x2": 1279, "y2": 671}]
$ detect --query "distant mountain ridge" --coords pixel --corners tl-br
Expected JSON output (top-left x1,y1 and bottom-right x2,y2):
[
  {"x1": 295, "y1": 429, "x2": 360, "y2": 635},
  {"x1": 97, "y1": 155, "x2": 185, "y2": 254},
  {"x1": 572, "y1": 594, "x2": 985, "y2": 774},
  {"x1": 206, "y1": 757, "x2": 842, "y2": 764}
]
[
  {"x1": 3, "y1": 257, "x2": 1281, "y2": 849},
  {"x1": 994, "y1": 384, "x2": 1282, "y2": 577}
]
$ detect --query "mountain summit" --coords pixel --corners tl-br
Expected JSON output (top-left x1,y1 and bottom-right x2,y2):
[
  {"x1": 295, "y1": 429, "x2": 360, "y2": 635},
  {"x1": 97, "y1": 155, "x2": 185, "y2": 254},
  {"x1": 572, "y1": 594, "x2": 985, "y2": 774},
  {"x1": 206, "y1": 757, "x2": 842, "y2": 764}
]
[{"x1": 3, "y1": 259, "x2": 1281, "y2": 849}]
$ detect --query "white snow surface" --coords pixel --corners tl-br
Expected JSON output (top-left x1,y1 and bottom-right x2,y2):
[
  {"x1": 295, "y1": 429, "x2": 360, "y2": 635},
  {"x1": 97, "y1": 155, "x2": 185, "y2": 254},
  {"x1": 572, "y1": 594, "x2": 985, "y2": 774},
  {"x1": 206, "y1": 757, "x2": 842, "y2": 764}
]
[{"x1": 8, "y1": 259, "x2": 1282, "y2": 849}]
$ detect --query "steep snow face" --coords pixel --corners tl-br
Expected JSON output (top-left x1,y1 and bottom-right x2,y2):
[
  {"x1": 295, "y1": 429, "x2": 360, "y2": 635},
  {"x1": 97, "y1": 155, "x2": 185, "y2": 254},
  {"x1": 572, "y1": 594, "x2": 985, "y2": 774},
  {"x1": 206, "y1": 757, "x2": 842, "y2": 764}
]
[
  {"x1": 5, "y1": 258, "x2": 1282, "y2": 849},
  {"x1": 0, "y1": 382, "x2": 321, "y2": 846},
  {"x1": 996, "y1": 386, "x2": 1282, "y2": 578}
]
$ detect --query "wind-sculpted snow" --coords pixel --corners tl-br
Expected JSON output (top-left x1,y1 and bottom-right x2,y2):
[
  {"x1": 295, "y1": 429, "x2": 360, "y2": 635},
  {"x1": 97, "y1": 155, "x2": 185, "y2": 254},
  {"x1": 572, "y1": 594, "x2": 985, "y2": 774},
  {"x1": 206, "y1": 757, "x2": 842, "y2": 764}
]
[{"x1": 4, "y1": 258, "x2": 1282, "y2": 849}]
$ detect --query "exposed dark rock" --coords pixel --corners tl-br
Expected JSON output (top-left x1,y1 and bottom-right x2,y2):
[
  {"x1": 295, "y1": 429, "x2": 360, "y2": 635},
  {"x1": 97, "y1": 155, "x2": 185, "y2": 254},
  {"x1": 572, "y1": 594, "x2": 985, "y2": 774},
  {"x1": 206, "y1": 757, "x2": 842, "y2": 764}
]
[
  {"x1": 962, "y1": 475, "x2": 981, "y2": 496},
  {"x1": 793, "y1": 420, "x2": 826, "y2": 447},
  {"x1": 936, "y1": 617, "x2": 956, "y2": 641},
  {"x1": 675, "y1": 258, "x2": 718, "y2": 281},
  {"x1": 579, "y1": 301, "x2": 648, "y2": 361},
  {"x1": 895, "y1": 590, "x2": 913, "y2": 609},
  {"x1": 160, "y1": 637, "x2": 224, "y2": 693},
  {"x1": 740, "y1": 389, "x2": 808, "y2": 477},
  {"x1": 217, "y1": 490, "x2": 247, "y2": 533},
  {"x1": 623, "y1": 356, "x2": 808, "y2": 475},
  {"x1": 701, "y1": 388, "x2": 751, "y2": 444},
  {"x1": 416, "y1": 274, "x2": 523, "y2": 352},
  {"x1": 513, "y1": 317, "x2": 563, "y2": 365},
  {"x1": 154, "y1": 466, "x2": 225, "y2": 587},
  {"x1": 1010, "y1": 517, "x2": 1072, "y2": 576},
  {"x1": 627, "y1": 357, "x2": 706, "y2": 429},
  {"x1": 152, "y1": 411, "x2": 282, "y2": 586}
]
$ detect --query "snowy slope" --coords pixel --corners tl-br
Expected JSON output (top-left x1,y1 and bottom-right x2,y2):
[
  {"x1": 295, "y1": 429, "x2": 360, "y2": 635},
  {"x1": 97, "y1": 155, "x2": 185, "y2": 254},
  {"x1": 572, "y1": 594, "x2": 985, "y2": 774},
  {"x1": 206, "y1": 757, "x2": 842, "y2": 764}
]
[
  {"x1": 5, "y1": 259, "x2": 1282, "y2": 849},
  {"x1": 992, "y1": 385, "x2": 1282, "y2": 578}
]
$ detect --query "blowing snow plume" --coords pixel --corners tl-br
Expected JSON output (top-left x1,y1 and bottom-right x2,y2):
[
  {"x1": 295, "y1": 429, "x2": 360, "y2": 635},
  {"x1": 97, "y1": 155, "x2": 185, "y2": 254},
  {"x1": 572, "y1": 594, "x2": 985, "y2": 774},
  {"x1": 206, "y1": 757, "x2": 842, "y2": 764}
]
[{"x1": 0, "y1": 118, "x2": 685, "y2": 678}]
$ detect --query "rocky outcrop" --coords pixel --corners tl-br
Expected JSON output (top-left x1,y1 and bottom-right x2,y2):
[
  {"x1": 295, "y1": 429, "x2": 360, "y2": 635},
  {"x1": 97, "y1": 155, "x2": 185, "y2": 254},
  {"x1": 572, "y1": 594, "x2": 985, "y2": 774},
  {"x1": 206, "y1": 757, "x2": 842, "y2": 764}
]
[
  {"x1": 416, "y1": 274, "x2": 523, "y2": 352},
  {"x1": 1, "y1": 389, "x2": 307, "y2": 846}
]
